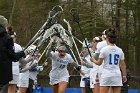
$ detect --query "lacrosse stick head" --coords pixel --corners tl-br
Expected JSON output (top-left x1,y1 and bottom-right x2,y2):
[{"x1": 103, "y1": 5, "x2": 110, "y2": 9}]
[
  {"x1": 25, "y1": 45, "x2": 38, "y2": 56},
  {"x1": 52, "y1": 5, "x2": 63, "y2": 12},
  {"x1": 70, "y1": 8, "x2": 80, "y2": 23},
  {"x1": 47, "y1": 5, "x2": 63, "y2": 26},
  {"x1": 49, "y1": 5, "x2": 63, "y2": 18}
]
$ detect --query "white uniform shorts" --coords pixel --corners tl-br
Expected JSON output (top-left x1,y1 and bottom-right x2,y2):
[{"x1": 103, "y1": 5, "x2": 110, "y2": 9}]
[
  {"x1": 80, "y1": 77, "x2": 85, "y2": 87},
  {"x1": 9, "y1": 74, "x2": 19, "y2": 84},
  {"x1": 90, "y1": 77, "x2": 96, "y2": 88},
  {"x1": 100, "y1": 76, "x2": 123, "y2": 86},
  {"x1": 50, "y1": 76, "x2": 69, "y2": 85},
  {"x1": 90, "y1": 68, "x2": 98, "y2": 88},
  {"x1": 17, "y1": 80, "x2": 29, "y2": 88},
  {"x1": 17, "y1": 72, "x2": 29, "y2": 88},
  {"x1": 80, "y1": 77, "x2": 91, "y2": 88}
]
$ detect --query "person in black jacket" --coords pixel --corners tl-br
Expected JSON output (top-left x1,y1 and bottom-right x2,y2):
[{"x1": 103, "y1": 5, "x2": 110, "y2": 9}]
[{"x1": 0, "y1": 15, "x2": 27, "y2": 93}]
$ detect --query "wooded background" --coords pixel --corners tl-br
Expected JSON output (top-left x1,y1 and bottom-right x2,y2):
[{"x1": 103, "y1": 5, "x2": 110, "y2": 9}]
[{"x1": 0, "y1": 0, "x2": 140, "y2": 89}]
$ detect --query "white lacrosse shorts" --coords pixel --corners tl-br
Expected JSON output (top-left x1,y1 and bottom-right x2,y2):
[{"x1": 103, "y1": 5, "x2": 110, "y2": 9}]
[
  {"x1": 50, "y1": 76, "x2": 69, "y2": 85},
  {"x1": 17, "y1": 72, "x2": 29, "y2": 88},
  {"x1": 100, "y1": 76, "x2": 123, "y2": 86},
  {"x1": 9, "y1": 74, "x2": 19, "y2": 84},
  {"x1": 80, "y1": 77, "x2": 86, "y2": 87}
]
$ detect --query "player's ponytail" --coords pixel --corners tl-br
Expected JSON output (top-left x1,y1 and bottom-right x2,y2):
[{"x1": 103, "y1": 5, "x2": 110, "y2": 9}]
[{"x1": 106, "y1": 28, "x2": 117, "y2": 44}]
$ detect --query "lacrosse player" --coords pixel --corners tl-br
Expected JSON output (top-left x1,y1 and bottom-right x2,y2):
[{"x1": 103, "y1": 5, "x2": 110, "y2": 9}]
[
  {"x1": 90, "y1": 28, "x2": 127, "y2": 93},
  {"x1": 47, "y1": 45, "x2": 81, "y2": 93},
  {"x1": 80, "y1": 48, "x2": 92, "y2": 93}
]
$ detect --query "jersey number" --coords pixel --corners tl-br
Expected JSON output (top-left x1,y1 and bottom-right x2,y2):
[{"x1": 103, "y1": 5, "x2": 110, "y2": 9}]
[
  {"x1": 109, "y1": 54, "x2": 119, "y2": 65},
  {"x1": 59, "y1": 64, "x2": 65, "y2": 69}
]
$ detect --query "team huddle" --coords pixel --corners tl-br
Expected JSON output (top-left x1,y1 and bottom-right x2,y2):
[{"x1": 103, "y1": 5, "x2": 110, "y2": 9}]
[
  {"x1": 80, "y1": 29, "x2": 127, "y2": 93},
  {"x1": 0, "y1": 8, "x2": 127, "y2": 93}
]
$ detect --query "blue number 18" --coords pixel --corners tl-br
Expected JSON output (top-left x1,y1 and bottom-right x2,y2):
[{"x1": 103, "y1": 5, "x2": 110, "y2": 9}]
[{"x1": 109, "y1": 54, "x2": 119, "y2": 65}]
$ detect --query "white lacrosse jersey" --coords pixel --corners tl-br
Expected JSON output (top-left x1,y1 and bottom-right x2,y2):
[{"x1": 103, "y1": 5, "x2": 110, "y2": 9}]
[
  {"x1": 95, "y1": 40, "x2": 108, "y2": 77},
  {"x1": 96, "y1": 40, "x2": 107, "y2": 54},
  {"x1": 81, "y1": 49, "x2": 94, "y2": 78},
  {"x1": 29, "y1": 60, "x2": 39, "y2": 81},
  {"x1": 99, "y1": 45, "x2": 124, "y2": 78},
  {"x1": 49, "y1": 51, "x2": 74, "y2": 79},
  {"x1": 12, "y1": 43, "x2": 23, "y2": 75},
  {"x1": 81, "y1": 65, "x2": 91, "y2": 78}
]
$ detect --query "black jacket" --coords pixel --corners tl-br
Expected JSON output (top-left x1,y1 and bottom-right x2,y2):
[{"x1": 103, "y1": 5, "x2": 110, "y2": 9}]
[{"x1": 0, "y1": 25, "x2": 25, "y2": 85}]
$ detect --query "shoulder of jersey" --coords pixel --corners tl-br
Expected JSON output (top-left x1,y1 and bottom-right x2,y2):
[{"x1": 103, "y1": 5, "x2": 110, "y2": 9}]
[
  {"x1": 14, "y1": 43, "x2": 22, "y2": 49},
  {"x1": 115, "y1": 46, "x2": 123, "y2": 52},
  {"x1": 97, "y1": 41, "x2": 102, "y2": 46},
  {"x1": 66, "y1": 53, "x2": 72, "y2": 58},
  {"x1": 97, "y1": 40, "x2": 107, "y2": 47},
  {"x1": 100, "y1": 45, "x2": 109, "y2": 51}
]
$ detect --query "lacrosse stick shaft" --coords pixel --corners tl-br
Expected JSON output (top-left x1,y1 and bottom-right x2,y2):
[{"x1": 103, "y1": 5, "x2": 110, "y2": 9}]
[
  {"x1": 70, "y1": 8, "x2": 92, "y2": 57},
  {"x1": 65, "y1": 30, "x2": 83, "y2": 44},
  {"x1": 63, "y1": 19, "x2": 82, "y2": 61},
  {"x1": 38, "y1": 40, "x2": 53, "y2": 62},
  {"x1": 69, "y1": 47, "x2": 79, "y2": 65},
  {"x1": 77, "y1": 23, "x2": 92, "y2": 57},
  {"x1": 24, "y1": 21, "x2": 48, "y2": 50},
  {"x1": 24, "y1": 5, "x2": 61, "y2": 50}
]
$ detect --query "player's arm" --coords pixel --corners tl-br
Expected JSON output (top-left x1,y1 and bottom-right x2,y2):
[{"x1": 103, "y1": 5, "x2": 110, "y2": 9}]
[
  {"x1": 46, "y1": 46, "x2": 56, "y2": 62},
  {"x1": 69, "y1": 58, "x2": 81, "y2": 71},
  {"x1": 90, "y1": 48, "x2": 104, "y2": 65},
  {"x1": 20, "y1": 59, "x2": 37, "y2": 72},
  {"x1": 120, "y1": 50, "x2": 127, "y2": 82},
  {"x1": 71, "y1": 61, "x2": 85, "y2": 76},
  {"x1": 80, "y1": 50, "x2": 98, "y2": 68},
  {"x1": 120, "y1": 60, "x2": 127, "y2": 82},
  {"x1": 90, "y1": 57, "x2": 103, "y2": 65},
  {"x1": 29, "y1": 60, "x2": 48, "y2": 72},
  {"x1": 80, "y1": 58, "x2": 93, "y2": 68},
  {"x1": 70, "y1": 59, "x2": 79, "y2": 68},
  {"x1": 68, "y1": 58, "x2": 84, "y2": 76}
]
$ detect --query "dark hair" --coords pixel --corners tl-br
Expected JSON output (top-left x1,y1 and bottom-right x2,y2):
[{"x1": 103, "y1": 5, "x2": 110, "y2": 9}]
[
  {"x1": 106, "y1": 28, "x2": 117, "y2": 44},
  {"x1": 7, "y1": 26, "x2": 16, "y2": 37},
  {"x1": 7, "y1": 26, "x2": 13, "y2": 32}
]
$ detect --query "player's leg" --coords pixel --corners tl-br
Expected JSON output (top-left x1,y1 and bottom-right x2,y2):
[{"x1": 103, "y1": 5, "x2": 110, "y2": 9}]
[
  {"x1": 108, "y1": 87, "x2": 113, "y2": 93},
  {"x1": 112, "y1": 76, "x2": 122, "y2": 93},
  {"x1": 17, "y1": 78, "x2": 29, "y2": 93},
  {"x1": 90, "y1": 70, "x2": 100, "y2": 93},
  {"x1": 85, "y1": 78, "x2": 92, "y2": 93},
  {"x1": 81, "y1": 87, "x2": 86, "y2": 93},
  {"x1": 8, "y1": 74, "x2": 19, "y2": 93},
  {"x1": 8, "y1": 84, "x2": 16, "y2": 93},
  {"x1": 58, "y1": 81, "x2": 67, "y2": 93},
  {"x1": 100, "y1": 86, "x2": 109, "y2": 93},
  {"x1": 94, "y1": 77, "x2": 100, "y2": 93},
  {"x1": 99, "y1": 76, "x2": 114, "y2": 93},
  {"x1": 52, "y1": 83, "x2": 59, "y2": 93},
  {"x1": 90, "y1": 80, "x2": 95, "y2": 93},
  {"x1": 80, "y1": 77, "x2": 86, "y2": 93},
  {"x1": 112, "y1": 86, "x2": 121, "y2": 93},
  {"x1": 18, "y1": 87, "x2": 27, "y2": 93},
  {"x1": 26, "y1": 79, "x2": 34, "y2": 93},
  {"x1": 94, "y1": 83, "x2": 100, "y2": 93}
]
